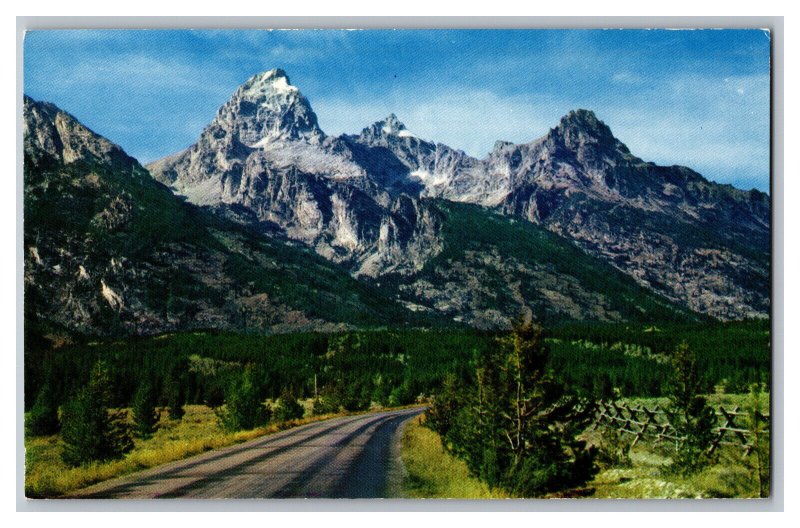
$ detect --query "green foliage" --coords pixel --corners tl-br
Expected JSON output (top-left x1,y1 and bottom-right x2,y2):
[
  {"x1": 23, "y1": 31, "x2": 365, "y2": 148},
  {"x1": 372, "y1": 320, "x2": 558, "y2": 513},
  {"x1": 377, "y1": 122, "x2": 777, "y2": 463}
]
[
  {"x1": 60, "y1": 361, "x2": 133, "y2": 467},
  {"x1": 390, "y1": 202, "x2": 699, "y2": 325},
  {"x1": 132, "y1": 382, "x2": 159, "y2": 438},
  {"x1": 667, "y1": 342, "x2": 717, "y2": 475},
  {"x1": 25, "y1": 385, "x2": 61, "y2": 437},
  {"x1": 744, "y1": 384, "x2": 770, "y2": 497},
  {"x1": 164, "y1": 358, "x2": 188, "y2": 421},
  {"x1": 273, "y1": 388, "x2": 305, "y2": 422},
  {"x1": 23, "y1": 321, "x2": 770, "y2": 431},
  {"x1": 216, "y1": 367, "x2": 270, "y2": 432},
  {"x1": 165, "y1": 380, "x2": 186, "y2": 421},
  {"x1": 428, "y1": 322, "x2": 598, "y2": 497}
]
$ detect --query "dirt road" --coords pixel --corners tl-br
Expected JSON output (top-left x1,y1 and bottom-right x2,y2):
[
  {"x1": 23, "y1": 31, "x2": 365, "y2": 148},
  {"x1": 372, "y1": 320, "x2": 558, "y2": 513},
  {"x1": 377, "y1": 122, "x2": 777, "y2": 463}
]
[{"x1": 68, "y1": 407, "x2": 425, "y2": 499}]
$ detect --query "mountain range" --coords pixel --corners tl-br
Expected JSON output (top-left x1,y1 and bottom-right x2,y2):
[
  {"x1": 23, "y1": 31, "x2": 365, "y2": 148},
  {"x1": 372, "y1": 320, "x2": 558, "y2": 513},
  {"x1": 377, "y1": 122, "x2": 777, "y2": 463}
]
[{"x1": 23, "y1": 68, "x2": 770, "y2": 338}]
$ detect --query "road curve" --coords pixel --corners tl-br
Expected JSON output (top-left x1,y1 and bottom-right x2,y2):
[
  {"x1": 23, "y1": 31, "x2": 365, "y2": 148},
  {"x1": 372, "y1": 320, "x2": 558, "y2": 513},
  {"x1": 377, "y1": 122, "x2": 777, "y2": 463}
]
[{"x1": 67, "y1": 407, "x2": 425, "y2": 499}]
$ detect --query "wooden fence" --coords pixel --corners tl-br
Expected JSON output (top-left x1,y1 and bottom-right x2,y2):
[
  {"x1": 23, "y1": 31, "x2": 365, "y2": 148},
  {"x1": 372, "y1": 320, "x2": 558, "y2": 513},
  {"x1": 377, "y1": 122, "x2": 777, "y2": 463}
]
[{"x1": 589, "y1": 400, "x2": 769, "y2": 457}]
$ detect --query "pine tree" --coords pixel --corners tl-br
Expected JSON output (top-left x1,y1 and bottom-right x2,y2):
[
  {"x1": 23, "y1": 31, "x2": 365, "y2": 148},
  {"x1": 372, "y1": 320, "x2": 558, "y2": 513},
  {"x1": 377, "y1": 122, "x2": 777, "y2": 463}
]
[
  {"x1": 25, "y1": 384, "x2": 61, "y2": 437},
  {"x1": 60, "y1": 361, "x2": 133, "y2": 466},
  {"x1": 132, "y1": 382, "x2": 159, "y2": 438},
  {"x1": 216, "y1": 366, "x2": 270, "y2": 432},
  {"x1": 430, "y1": 321, "x2": 597, "y2": 496},
  {"x1": 668, "y1": 341, "x2": 716, "y2": 475},
  {"x1": 273, "y1": 388, "x2": 305, "y2": 422},
  {"x1": 166, "y1": 378, "x2": 186, "y2": 421}
]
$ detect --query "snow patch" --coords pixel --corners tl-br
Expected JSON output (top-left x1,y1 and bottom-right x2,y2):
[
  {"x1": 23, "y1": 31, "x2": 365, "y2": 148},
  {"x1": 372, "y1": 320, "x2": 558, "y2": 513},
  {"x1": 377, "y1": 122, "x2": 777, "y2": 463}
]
[
  {"x1": 411, "y1": 169, "x2": 449, "y2": 188},
  {"x1": 77, "y1": 265, "x2": 90, "y2": 280},
  {"x1": 241, "y1": 70, "x2": 299, "y2": 101},
  {"x1": 397, "y1": 130, "x2": 417, "y2": 139},
  {"x1": 270, "y1": 76, "x2": 298, "y2": 95}
]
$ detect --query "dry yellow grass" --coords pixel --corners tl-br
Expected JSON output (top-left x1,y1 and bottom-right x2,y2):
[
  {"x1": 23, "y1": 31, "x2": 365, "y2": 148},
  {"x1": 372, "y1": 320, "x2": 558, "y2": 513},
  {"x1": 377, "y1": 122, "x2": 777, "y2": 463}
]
[{"x1": 24, "y1": 404, "x2": 342, "y2": 498}]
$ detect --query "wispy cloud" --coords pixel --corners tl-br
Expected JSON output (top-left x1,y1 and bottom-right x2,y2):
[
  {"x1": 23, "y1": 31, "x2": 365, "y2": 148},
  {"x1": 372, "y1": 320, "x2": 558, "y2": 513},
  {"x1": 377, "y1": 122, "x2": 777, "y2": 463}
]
[{"x1": 24, "y1": 29, "x2": 771, "y2": 190}]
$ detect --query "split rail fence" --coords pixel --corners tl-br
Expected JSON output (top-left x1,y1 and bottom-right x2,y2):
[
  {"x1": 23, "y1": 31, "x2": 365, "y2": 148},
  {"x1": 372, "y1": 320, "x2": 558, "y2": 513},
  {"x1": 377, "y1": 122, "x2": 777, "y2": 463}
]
[{"x1": 589, "y1": 400, "x2": 769, "y2": 457}]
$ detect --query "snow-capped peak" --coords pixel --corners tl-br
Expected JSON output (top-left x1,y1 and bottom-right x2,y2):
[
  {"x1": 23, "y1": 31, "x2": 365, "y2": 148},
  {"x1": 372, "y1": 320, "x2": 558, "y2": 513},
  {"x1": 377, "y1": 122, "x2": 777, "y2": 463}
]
[
  {"x1": 240, "y1": 68, "x2": 299, "y2": 100},
  {"x1": 376, "y1": 114, "x2": 418, "y2": 138}
]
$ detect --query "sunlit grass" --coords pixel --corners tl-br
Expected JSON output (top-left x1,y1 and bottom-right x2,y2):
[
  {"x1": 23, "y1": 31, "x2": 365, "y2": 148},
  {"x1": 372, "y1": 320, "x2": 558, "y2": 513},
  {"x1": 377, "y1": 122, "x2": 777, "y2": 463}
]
[
  {"x1": 398, "y1": 414, "x2": 508, "y2": 499},
  {"x1": 24, "y1": 404, "x2": 342, "y2": 498}
]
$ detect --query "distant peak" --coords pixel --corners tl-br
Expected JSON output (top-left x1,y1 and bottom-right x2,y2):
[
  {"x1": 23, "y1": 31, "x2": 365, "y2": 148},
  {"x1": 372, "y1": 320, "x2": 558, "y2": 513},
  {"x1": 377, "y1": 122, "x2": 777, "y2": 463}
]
[
  {"x1": 493, "y1": 140, "x2": 515, "y2": 152},
  {"x1": 559, "y1": 109, "x2": 603, "y2": 130},
  {"x1": 553, "y1": 108, "x2": 619, "y2": 147},
  {"x1": 240, "y1": 68, "x2": 299, "y2": 99},
  {"x1": 379, "y1": 113, "x2": 406, "y2": 132}
]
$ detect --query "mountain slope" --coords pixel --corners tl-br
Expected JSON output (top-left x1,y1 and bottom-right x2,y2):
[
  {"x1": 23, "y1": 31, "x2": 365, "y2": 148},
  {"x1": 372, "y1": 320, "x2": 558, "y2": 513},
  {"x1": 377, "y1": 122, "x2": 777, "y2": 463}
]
[
  {"x1": 380, "y1": 200, "x2": 700, "y2": 328},
  {"x1": 148, "y1": 69, "x2": 769, "y2": 321},
  {"x1": 23, "y1": 95, "x2": 438, "y2": 337},
  {"x1": 351, "y1": 109, "x2": 770, "y2": 320}
]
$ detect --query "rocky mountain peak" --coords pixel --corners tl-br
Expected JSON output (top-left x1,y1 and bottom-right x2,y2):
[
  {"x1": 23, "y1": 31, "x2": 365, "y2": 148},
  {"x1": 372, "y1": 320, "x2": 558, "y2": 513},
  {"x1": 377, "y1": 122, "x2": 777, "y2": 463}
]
[
  {"x1": 24, "y1": 95, "x2": 139, "y2": 171},
  {"x1": 212, "y1": 68, "x2": 324, "y2": 146},
  {"x1": 358, "y1": 114, "x2": 421, "y2": 145},
  {"x1": 239, "y1": 68, "x2": 296, "y2": 99},
  {"x1": 556, "y1": 109, "x2": 614, "y2": 141},
  {"x1": 548, "y1": 108, "x2": 631, "y2": 159}
]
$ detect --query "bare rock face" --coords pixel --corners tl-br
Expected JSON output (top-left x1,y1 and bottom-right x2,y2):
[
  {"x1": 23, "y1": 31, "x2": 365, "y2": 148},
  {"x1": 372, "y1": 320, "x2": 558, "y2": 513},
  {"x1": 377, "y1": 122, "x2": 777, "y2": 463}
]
[
  {"x1": 148, "y1": 70, "x2": 443, "y2": 278},
  {"x1": 144, "y1": 68, "x2": 769, "y2": 322},
  {"x1": 23, "y1": 95, "x2": 138, "y2": 170}
]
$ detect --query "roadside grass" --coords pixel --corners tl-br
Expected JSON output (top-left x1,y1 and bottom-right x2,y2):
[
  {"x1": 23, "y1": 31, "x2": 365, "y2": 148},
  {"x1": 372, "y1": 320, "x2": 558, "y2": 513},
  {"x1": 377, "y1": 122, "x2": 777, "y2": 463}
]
[
  {"x1": 398, "y1": 393, "x2": 768, "y2": 499},
  {"x1": 398, "y1": 414, "x2": 508, "y2": 499},
  {"x1": 24, "y1": 403, "x2": 345, "y2": 498}
]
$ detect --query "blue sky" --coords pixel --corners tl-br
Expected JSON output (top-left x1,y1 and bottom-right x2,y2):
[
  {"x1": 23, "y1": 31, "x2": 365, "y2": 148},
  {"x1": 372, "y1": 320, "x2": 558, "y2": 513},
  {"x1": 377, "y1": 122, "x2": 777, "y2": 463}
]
[{"x1": 24, "y1": 29, "x2": 771, "y2": 191}]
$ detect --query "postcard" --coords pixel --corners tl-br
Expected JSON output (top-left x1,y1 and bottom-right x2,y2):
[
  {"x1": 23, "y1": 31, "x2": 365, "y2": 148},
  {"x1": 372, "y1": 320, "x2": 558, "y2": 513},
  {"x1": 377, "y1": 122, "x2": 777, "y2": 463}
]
[{"x1": 22, "y1": 27, "x2": 772, "y2": 500}]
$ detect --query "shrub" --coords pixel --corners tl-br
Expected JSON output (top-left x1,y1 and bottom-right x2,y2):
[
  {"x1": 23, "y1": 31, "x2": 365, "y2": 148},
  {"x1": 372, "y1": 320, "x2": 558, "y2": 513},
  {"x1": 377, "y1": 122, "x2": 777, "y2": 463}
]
[{"x1": 273, "y1": 388, "x2": 305, "y2": 422}]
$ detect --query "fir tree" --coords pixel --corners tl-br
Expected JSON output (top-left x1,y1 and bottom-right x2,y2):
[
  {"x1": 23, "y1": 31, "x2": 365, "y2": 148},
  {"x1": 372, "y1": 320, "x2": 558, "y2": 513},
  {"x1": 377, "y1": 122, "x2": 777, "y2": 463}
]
[
  {"x1": 165, "y1": 378, "x2": 186, "y2": 421},
  {"x1": 216, "y1": 366, "x2": 270, "y2": 432},
  {"x1": 60, "y1": 361, "x2": 133, "y2": 466},
  {"x1": 428, "y1": 321, "x2": 597, "y2": 497},
  {"x1": 132, "y1": 382, "x2": 159, "y2": 438},
  {"x1": 667, "y1": 341, "x2": 717, "y2": 475}
]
